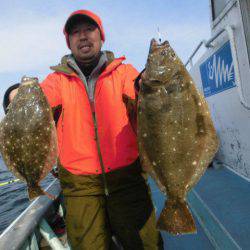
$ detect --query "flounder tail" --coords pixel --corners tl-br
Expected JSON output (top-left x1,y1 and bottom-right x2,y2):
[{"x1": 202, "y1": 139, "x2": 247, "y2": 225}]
[
  {"x1": 27, "y1": 186, "x2": 55, "y2": 200},
  {"x1": 157, "y1": 198, "x2": 196, "y2": 235}
]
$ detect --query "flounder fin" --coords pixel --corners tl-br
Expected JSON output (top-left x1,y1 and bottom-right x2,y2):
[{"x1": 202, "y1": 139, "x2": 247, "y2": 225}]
[
  {"x1": 27, "y1": 186, "x2": 55, "y2": 200},
  {"x1": 149, "y1": 170, "x2": 166, "y2": 195},
  {"x1": 157, "y1": 199, "x2": 197, "y2": 235}
]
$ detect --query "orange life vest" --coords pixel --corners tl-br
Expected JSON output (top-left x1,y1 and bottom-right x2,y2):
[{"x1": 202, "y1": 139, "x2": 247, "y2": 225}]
[{"x1": 40, "y1": 55, "x2": 139, "y2": 175}]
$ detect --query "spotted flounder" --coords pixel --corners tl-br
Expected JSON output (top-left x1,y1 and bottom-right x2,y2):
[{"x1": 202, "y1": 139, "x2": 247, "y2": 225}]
[
  {"x1": 0, "y1": 77, "x2": 58, "y2": 200},
  {"x1": 137, "y1": 39, "x2": 219, "y2": 234}
]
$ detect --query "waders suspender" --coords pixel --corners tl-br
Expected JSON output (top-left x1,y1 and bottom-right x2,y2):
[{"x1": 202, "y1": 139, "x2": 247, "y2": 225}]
[{"x1": 92, "y1": 112, "x2": 109, "y2": 196}]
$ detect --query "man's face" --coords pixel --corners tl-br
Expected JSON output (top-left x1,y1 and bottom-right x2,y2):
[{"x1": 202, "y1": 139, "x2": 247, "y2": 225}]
[{"x1": 68, "y1": 19, "x2": 102, "y2": 64}]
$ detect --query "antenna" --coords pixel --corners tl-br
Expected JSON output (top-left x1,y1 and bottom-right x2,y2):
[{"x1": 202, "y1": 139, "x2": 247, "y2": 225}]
[{"x1": 157, "y1": 27, "x2": 162, "y2": 43}]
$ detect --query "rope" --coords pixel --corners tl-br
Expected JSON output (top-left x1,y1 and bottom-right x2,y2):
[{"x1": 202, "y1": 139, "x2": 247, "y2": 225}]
[{"x1": 0, "y1": 179, "x2": 20, "y2": 187}]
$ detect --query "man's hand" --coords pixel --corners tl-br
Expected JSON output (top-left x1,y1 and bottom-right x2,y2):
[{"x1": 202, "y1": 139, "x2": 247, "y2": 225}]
[
  {"x1": 3, "y1": 84, "x2": 20, "y2": 114},
  {"x1": 7, "y1": 77, "x2": 37, "y2": 103},
  {"x1": 9, "y1": 88, "x2": 18, "y2": 102},
  {"x1": 134, "y1": 69, "x2": 145, "y2": 95},
  {"x1": 139, "y1": 71, "x2": 146, "y2": 85}
]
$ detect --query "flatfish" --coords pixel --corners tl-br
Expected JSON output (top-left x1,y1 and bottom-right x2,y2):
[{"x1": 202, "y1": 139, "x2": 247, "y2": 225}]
[
  {"x1": 0, "y1": 77, "x2": 58, "y2": 200},
  {"x1": 137, "y1": 39, "x2": 219, "y2": 234}
]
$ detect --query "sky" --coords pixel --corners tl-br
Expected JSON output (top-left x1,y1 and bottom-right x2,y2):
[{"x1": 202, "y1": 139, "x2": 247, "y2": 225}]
[{"x1": 0, "y1": 0, "x2": 211, "y2": 118}]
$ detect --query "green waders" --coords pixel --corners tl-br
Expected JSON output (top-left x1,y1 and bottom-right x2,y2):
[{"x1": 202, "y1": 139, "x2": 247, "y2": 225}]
[{"x1": 59, "y1": 159, "x2": 164, "y2": 250}]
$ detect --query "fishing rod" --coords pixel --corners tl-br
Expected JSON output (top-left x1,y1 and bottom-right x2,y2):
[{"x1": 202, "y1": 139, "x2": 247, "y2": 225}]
[
  {"x1": 0, "y1": 179, "x2": 20, "y2": 187},
  {"x1": 0, "y1": 166, "x2": 58, "y2": 188}
]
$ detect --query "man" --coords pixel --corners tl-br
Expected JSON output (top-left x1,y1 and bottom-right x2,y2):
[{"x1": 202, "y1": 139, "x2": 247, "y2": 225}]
[{"x1": 5, "y1": 10, "x2": 163, "y2": 250}]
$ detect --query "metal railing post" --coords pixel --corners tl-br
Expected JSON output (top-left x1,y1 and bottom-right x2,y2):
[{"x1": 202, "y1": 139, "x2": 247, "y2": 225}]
[
  {"x1": 39, "y1": 219, "x2": 70, "y2": 250},
  {"x1": 30, "y1": 233, "x2": 39, "y2": 250}
]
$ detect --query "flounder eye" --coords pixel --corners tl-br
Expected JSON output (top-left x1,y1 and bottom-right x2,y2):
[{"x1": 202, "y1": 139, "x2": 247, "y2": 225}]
[
  {"x1": 161, "y1": 50, "x2": 166, "y2": 56},
  {"x1": 170, "y1": 52, "x2": 176, "y2": 58}
]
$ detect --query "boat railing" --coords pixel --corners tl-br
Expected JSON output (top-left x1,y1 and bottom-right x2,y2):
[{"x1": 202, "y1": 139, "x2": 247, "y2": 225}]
[
  {"x1": 185, "y1": 25, "x2": 250, "y2": 110},
  {"x1": 0, "y1": 179, "x2": 70, "y2": 250}
]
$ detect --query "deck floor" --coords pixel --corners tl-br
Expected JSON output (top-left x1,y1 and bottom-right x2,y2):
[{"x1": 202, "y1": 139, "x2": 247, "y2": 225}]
[
  {"x1": 148, "y1": 166, "x2": 250, "y2": 250},
  {"x1": 149, "y1": 179, "x2": 214, "y2": 250}
]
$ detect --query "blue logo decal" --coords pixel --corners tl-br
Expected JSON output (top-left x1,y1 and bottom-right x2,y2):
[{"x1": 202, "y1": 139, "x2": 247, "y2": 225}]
[{"x1": 199, "y1": 41, "x2": 236, "y2": 97}]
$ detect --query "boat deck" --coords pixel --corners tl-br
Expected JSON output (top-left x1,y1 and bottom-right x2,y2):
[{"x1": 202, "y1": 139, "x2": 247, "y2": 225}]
[
  {"x1": 149, "y1": 166, "x2": 250, "y2": 249},
  {"x1": 1, "y1": 166, "x2": 249, "y2": 250}
]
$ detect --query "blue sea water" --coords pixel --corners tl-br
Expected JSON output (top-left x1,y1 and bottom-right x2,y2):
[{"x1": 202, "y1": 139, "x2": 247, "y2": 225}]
[{"x1": 0, "y1": 156, "x2": 54, "y2": 234}]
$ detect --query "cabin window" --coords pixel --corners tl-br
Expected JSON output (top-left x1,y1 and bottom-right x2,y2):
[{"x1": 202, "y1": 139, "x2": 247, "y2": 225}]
[{"x1": 211, "y1": 0, "x2": 231, "y2": 20}]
